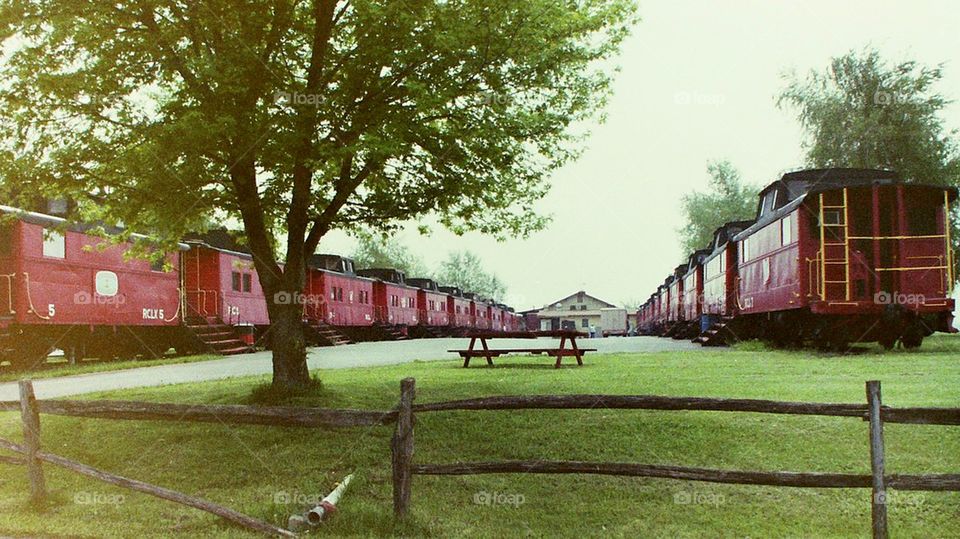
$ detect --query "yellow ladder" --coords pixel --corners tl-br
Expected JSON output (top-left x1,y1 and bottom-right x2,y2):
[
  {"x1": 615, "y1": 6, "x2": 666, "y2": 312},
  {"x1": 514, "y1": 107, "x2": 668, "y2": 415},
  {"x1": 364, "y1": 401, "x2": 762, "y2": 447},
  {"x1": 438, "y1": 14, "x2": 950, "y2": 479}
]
[{"x1": 818, "y1": 188, "x2": 852, "y2": 301}]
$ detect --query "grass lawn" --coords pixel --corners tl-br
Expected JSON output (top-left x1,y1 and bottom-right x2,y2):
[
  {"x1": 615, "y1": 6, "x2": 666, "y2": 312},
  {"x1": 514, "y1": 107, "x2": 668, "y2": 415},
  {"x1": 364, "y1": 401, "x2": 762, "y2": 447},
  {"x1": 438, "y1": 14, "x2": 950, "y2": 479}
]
[
  {"x1": 0, "y1": 336, "x2": 958, "y2": 538},
  {"x1": 0, "y1": 353, "x2": 224, "y2": 383}
]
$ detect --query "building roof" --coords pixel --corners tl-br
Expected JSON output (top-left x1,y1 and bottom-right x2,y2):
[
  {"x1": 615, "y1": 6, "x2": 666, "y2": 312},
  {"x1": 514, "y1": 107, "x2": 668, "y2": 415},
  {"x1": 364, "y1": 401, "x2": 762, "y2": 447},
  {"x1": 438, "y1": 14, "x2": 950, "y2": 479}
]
[{"x1": 540, "y1": 290, "x2": 617, "y2": 310}]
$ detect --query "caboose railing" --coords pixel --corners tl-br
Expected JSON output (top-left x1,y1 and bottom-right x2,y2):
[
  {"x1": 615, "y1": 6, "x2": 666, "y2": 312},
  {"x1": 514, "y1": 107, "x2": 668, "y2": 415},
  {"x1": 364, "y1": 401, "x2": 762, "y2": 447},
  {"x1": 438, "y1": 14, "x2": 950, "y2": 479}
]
[
  {"x1": 1, "y1": 273, "x2": 15, "y2": 315},
  {"x1": 185, "y1": 289, "x2": 221, "y2": 319}
]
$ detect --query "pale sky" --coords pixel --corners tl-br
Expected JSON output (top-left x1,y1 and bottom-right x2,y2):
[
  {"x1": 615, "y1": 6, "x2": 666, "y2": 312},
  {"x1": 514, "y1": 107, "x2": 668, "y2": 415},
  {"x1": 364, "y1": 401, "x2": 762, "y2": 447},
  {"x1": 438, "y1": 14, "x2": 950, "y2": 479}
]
[{"x1": 318, "y1": 0, "x2": 960, "y2": 311}]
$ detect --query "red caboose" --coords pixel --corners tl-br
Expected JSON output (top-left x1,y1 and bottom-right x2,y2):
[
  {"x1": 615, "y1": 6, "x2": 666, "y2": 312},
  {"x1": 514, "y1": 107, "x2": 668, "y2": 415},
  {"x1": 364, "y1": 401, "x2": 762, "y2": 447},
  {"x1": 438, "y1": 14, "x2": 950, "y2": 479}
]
[
  {"x1": 439, "y1": 285, "x2": 474, "y2": 331},
  {"x1": 407, "y1": 278, "x2": 451, "y2": 337},
  {"x1": 357, "y1": 268, "x2": 419, "y2": 335},
  {"x1": 734, "y1": 168, "x2": 957, "y2": 349},
  {"x1": 182, "y1": 231, "x2": 270, "y2": 350},
  {"x1": 0, "y1": 206, "x2": 184, "y2": 366},
  {"x1": 305, "y1": 255, "x2": 374, "y2": 327},
  {"x1": 700, "y1": 221, "x2": 754, "y2": 327},
  {"x1": 677, "y1": 250, "x2": 710, "y2": 339}
]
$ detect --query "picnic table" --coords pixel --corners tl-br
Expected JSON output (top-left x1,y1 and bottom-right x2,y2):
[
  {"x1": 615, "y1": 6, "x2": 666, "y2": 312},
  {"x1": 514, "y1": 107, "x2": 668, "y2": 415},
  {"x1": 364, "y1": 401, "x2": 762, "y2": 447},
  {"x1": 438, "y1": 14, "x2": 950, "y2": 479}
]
[{"x1": 449, "y1": 330, "x2": 595, "y2": 368}]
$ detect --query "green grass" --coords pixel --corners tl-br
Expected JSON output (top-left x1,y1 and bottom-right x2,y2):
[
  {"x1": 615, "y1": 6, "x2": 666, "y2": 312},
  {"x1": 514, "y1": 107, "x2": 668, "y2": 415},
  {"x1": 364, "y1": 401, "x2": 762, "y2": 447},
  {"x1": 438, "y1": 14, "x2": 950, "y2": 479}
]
[
  {"x1": 0, "y1": 336, "x2": 959, "y2": 538},
  {"x1": 0, "y1": 353, "x2": 224, "y2": 383}
]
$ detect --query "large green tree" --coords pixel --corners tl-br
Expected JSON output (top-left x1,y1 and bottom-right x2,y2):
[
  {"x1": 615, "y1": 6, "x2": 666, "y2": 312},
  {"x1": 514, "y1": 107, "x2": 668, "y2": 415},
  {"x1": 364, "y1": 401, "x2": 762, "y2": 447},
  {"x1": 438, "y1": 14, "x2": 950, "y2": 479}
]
[
  {"x1": 434, "y1": 250, "x2": 505, "y2": 301},
  {"x1": 0, "y1": 0, "x2": 636, "y2": 389},
  {"x1": 778, "y1": 48, "x2": 960, "y2": 186},
  {"x1": 677, "y1": 160, "x2": 756, "y2": 256}
]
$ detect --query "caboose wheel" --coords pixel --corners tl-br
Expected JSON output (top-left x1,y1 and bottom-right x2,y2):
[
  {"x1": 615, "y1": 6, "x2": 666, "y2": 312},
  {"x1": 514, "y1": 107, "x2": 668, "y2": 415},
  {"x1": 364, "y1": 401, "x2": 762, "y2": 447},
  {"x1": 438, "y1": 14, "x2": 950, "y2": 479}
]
[
  {"x1": 900, "y1": 326, "x2": 924, "y2": 349},
  {"x1": 878, "y1": 335, "x2": 897, "y2": 351}
]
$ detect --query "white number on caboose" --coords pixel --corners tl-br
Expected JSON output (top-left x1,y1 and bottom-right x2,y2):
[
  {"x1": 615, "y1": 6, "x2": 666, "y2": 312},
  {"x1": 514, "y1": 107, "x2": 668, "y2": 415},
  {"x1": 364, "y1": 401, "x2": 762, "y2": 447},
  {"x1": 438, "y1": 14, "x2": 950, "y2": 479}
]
[{"x1": 142, "y1": 308, "x2": 165, "y2": 320}]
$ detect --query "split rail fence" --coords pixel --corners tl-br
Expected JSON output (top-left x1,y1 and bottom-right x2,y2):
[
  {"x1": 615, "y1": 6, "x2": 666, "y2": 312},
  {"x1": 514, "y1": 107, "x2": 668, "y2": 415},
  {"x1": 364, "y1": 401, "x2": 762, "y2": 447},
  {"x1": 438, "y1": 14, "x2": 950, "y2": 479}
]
[{"x1": 1, "y1": 378, "x2": 958, "y2": 538}]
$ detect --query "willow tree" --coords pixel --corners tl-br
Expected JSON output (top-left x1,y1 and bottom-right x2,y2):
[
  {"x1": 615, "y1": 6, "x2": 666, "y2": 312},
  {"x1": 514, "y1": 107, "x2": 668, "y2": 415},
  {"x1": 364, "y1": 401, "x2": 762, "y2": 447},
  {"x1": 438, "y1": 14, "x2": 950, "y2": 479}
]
[{"x1": 0, "y1": 1, "x2": 636, "y2": 389}]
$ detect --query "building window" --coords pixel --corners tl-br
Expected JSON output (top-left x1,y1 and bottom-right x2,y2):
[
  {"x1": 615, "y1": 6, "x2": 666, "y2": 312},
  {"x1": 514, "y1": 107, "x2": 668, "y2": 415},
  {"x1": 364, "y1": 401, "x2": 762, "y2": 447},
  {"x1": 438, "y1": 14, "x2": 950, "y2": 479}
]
[
  {"x1": 242, "y1": 273, "x2": 252, "y2": 293},
  {"x1": 231, "y1": 271, "x2": 242, "y2": 292},
  {"x1": 42, "y1": 229, "x2": 65, "y2": 259},
  {"x1": 580, "y1": 305, "x2": 587, "y2": 311},
  {"x1": 581, "y1": 318, "x2": 589, "y2": 328}
]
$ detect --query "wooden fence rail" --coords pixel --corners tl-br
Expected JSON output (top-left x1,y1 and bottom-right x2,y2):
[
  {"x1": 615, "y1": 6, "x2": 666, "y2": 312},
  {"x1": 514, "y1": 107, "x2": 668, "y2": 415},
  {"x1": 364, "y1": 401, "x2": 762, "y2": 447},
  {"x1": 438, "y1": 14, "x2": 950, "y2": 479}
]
[
  {"x1": 0, "y1": 380, "x2": 398, "y2": 537},
  {"x1": 389, "y1": 379, "x2": 960, "y2": 539},
  {"x1": 3, "y1": 379, "x2": 958, "y2": 539}
]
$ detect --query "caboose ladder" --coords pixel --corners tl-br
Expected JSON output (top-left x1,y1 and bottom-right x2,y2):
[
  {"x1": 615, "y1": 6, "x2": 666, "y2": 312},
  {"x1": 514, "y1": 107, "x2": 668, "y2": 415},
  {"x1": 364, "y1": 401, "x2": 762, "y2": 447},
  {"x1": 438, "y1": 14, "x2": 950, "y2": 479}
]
[{"x1": 818, "y1": 188, "x2": 852, "y2": 302}]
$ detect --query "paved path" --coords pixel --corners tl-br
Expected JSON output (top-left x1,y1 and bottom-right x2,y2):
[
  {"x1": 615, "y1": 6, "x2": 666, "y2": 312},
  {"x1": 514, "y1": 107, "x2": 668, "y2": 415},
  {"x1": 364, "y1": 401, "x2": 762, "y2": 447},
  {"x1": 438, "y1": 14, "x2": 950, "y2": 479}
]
[{"x1": 0, "y1": 336, "x2": 705, "y2": 400}]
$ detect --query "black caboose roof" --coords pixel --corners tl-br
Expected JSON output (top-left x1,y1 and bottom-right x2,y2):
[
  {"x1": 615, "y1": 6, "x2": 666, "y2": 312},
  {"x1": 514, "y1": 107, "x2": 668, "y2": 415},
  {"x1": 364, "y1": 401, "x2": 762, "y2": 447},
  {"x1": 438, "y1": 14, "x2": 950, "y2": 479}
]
[
  {"x1": 184, "y1": 228, "x2": 251, "y2": 257},
  {"x1": 760, "y1": 168, "x2": 900, "y2": 207},
  {"x1": 357, "y1": 268, "x2": 406, "y2": 284},
  {"x1": 438, "y1": 285, "x2": 464, "y2": 297},
  {"x1": 406, "y1": 277, "x2": 439, "y2": 291},
  {"x1": 309, "y1": 254, "x2": 357, "y2": 275}
]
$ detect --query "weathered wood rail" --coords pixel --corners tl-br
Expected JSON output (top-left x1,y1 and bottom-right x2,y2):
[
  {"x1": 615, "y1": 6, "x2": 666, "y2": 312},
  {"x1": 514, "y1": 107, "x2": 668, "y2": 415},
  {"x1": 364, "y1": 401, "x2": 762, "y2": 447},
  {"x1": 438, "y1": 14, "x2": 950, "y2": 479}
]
[
  {"x1": 2, "y1": 378, "x2": 958, "y2": 538},
  {"x1": 392, "y1": 379, "x2": 960, "y2": 539},
  {"x1": 0, "y1": 380, "x2": 397, "y2": 537}
]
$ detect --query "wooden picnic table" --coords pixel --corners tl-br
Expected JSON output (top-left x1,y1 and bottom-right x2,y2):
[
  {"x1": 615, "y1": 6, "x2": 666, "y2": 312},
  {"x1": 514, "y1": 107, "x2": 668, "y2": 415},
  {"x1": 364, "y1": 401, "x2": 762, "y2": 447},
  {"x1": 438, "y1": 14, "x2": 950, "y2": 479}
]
[{"x1": 449, "y1": 330, "x2": 595, "y2": 368}]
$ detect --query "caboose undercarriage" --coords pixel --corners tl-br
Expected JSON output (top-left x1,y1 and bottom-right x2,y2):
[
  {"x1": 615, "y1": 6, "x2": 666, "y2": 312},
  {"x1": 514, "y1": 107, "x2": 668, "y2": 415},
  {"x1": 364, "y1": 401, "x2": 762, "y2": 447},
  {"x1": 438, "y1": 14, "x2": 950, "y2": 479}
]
[{"x1": 727, "y1": 305, "x2": 954, "y2": 351}]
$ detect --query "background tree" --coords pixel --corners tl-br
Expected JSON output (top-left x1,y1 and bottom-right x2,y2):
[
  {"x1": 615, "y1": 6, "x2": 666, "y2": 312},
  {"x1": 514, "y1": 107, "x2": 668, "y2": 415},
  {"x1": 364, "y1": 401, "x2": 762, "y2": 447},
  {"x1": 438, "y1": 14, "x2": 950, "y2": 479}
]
[
  {"x1": 778, "y1": 48, "x2": 960, "y2": 261},
  {"x1": 677, "y1": 160, "x2": 756, "y2": 256},
  {"x1": 351, "y1": 231, "x2": 429, "y2": 277},
  {"x1": 434, "y1": 250, "x2": 506, "y2": 301},
  {"x1": 0, "y1": 0, "x2": 637, "y2": 390}
]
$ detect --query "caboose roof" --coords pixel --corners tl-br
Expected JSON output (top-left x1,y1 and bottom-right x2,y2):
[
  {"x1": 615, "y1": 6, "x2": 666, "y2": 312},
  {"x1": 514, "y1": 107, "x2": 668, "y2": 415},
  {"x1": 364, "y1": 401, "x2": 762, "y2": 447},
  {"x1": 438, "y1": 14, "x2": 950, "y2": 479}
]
[
  {"x1": 438, "y1": 285, "x2": 464, "y2": 297},
  {"x1": 308, "y1": 253, "x2": 358, "y2": 275},
  {"x1": 406, "y1": 277, "x2": 439, "y2": 291},
  {"x1": 0, "y1": 204, "x2": 189, "y2": 250},
  {"x1": 357, "y1": 267, "x2": 408, "y2": 285},
  {"x1": 183, "y1": 228, "x2": 253, "y2": 259}
]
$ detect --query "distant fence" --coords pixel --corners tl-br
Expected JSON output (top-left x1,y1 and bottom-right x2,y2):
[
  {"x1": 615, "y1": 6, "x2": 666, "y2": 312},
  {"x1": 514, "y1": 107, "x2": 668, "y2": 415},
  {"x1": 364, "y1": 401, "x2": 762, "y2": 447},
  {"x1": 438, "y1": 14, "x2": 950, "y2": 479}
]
[{"x1": 2, "y1": 379, "x2": 958, "y2": 538}]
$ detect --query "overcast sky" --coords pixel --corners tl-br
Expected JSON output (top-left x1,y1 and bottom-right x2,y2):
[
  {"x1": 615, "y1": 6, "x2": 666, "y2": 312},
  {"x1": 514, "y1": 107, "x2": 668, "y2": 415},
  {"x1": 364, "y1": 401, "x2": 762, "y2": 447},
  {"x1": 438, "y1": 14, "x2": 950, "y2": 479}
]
[{"x1": 318, "y1": 0, "x2": 960, "y2": 311}]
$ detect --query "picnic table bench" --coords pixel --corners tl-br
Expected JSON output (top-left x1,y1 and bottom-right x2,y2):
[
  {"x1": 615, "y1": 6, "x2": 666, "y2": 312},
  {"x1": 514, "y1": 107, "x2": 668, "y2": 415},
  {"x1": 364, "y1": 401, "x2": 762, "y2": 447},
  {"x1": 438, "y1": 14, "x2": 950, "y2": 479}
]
[{"x1": 449, "y1": 330, "x2": 596, "y2": 368}]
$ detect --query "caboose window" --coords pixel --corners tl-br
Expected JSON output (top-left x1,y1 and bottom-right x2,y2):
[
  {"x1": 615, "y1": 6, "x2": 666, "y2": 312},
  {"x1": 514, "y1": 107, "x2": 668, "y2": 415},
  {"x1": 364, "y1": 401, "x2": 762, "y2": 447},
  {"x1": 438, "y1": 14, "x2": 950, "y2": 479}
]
[
  {"x1": 781, "y1": 215, "x2": 793, "y2": 245},
  {"x1": 42, "y1": 229, "x2": 65, "y2": 259},
  {"x1": 242, "y1": 273, "x2": 252, "y2": 293},
  {"x1": 822, "y1": 210, "x2": 841, "y2": 226},
  {"x1": 908, "y1": 208, "x2": 937, "y2": 236},
  {"x1": 231, "y1": 272, "x2": 242, "y2": 292},
  {"x1": 150, "y1": 257, "x2": 165, "y2": 272}
]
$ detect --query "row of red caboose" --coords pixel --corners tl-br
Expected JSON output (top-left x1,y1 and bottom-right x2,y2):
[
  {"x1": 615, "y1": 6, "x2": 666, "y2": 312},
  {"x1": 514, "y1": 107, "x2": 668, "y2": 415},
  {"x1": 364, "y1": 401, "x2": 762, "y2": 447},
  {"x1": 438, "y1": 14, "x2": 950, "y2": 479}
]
[
  {"x1": 0, "y1": 206, "x2": 523, "y2": 367},
  {"x1": 636, "y1": 168, "x2": 957, "y2": 350}
]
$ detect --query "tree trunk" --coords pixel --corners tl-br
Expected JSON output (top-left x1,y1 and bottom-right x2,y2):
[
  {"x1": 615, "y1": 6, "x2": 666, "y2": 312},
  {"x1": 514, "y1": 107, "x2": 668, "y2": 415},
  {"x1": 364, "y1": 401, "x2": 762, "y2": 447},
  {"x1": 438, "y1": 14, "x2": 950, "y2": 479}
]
[{"x1": 267, "y1": 291, "x2": 312, "y2": 390}]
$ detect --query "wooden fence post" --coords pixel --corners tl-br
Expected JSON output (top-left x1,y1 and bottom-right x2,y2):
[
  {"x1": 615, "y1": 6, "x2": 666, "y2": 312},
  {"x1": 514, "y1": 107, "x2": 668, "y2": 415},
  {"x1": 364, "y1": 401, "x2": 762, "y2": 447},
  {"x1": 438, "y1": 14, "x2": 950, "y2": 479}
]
[
  {"x1": 866, "y1": 380, "x2": 888, "y2": 539},
  {"x1": 19, "y1": 380, "x2": 46, "y2": 506},
  {"x1": 392, "y1": 377, "x2": 416, "y2": 517}
]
